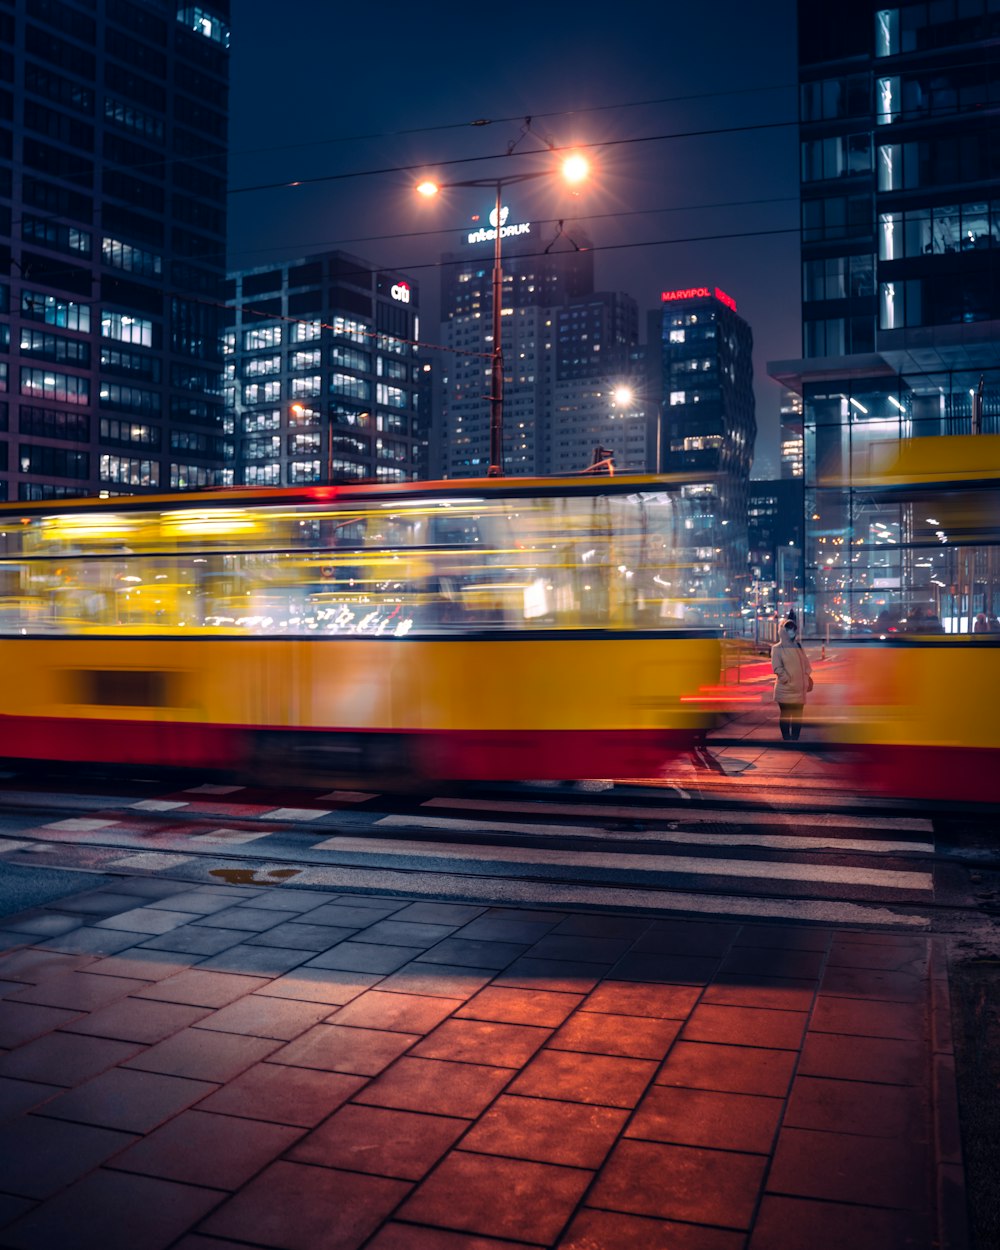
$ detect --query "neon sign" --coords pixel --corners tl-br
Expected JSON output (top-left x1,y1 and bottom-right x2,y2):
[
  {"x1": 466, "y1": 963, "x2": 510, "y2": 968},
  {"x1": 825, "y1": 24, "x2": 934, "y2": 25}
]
[
  {"x1": 467, "y1": 204, "x2": 531, "y2": 245},
  {"x1": 660, "y1": 286, "x2": 737, "y2": 312},
  {"x1": 390, "y1": 281, "x2": 411, "y2": 304}
]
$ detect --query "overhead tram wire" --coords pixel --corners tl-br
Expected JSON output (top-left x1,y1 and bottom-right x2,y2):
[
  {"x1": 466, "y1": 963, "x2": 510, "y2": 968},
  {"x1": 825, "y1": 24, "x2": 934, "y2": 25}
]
[
  {"x1": 226, "y1": 81, "x2": 799, "y2": 162},
  {"x1": 224, "y1": 48, "x2": 991, "y2": 169},
  {"x1": 228, "y1": 118, "x2": 802, "y2": 197},
  {"x1": 13, "y1": 55, "x2": 992, "y2": 215},
  {"x1": 10, "y1": 81, "x2": 803, "y2": 229},
  {"x1": 225, "y1": 194, "x2": 801, "y2": 269}
]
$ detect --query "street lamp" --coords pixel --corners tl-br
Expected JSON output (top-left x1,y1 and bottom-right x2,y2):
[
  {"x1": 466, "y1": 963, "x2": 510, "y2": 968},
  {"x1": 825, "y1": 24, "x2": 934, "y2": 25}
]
[{"x1": 417, "y1": 151, "x2": 589, "y2": 477}]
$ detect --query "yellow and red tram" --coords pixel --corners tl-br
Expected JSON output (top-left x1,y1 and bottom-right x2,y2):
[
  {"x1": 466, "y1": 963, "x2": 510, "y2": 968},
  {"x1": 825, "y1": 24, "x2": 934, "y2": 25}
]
[
  {"x1": 0, "y1": 476, "x2": 721, "y2": 783},
  {"x1": 828, "y1": 434, "x2": 1000, "y2": 804}
]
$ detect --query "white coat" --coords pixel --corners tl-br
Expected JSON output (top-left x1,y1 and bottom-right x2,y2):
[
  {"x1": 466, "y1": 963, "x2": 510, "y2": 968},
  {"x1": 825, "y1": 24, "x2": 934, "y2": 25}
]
[{"x1": 771, "y1": 637, "x2": 813, "y2": 704}]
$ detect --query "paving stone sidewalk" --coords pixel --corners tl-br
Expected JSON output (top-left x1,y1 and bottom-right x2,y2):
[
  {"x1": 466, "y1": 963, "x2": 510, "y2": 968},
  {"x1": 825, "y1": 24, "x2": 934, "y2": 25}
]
[{"x1": 0, "y1": 872, "x2": 965, "y2": 1249}]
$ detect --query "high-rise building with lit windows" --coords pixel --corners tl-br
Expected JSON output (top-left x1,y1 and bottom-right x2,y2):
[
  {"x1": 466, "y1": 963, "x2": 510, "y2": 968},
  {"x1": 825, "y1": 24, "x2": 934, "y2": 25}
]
[
  {"x1": 226, "y1": 251, "x2": 427, "y2": 485},
  {"x1": 780, "y1": 389, "x2": 804, "y2": 478},
  {"x1": 0, "y1": 0, "x2": 233, "y2": 501},
  {"x1": 650, "y1": 286, "x2": 756, "y2": 618},
  {"x1": 770, "y1": 0, "x2": 1000, "y2": 636},
  {"x1": 438, "y1": 209, "x2": 642, "y2": 477}
]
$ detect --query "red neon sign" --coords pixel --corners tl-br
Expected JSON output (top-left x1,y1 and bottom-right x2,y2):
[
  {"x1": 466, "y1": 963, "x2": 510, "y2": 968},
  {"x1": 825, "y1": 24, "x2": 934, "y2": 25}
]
[
  {"x1": 714, "y1": 287, "x2": 737, "y2": 311},
  {"x1": 661, "y1": 287, "x2": 711, "y2": 301},
  {"x1": 660, "y1": 286, "x2": 738, "y2": 312}
]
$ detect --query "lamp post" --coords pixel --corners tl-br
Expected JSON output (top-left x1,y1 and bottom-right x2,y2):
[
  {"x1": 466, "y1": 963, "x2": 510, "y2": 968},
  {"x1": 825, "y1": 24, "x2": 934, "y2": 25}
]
[{"x1": 417, "y1": 152, "x2": 589, "y2": 477}]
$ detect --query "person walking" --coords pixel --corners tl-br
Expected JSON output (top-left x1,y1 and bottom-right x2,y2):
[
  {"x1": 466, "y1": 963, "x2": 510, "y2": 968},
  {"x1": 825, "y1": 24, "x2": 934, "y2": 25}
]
[{"x1": 771, "y1": 614, "x2": 813, "y2": 742}]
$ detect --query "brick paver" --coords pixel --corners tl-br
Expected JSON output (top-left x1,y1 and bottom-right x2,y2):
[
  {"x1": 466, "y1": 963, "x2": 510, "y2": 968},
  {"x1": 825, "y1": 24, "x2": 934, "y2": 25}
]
[{"x1": 0, "y1": 870, "x2": 954, "y2": 1249}]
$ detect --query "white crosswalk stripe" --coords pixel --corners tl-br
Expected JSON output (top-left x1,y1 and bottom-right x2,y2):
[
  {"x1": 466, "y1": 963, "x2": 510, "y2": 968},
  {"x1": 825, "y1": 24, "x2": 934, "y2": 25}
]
[
  {"x1": 378, "y1": 813, "x2": 932, "y2": 856},
  {"x1": 317, "y1": 831, "x2": 932, "y2": 892}
]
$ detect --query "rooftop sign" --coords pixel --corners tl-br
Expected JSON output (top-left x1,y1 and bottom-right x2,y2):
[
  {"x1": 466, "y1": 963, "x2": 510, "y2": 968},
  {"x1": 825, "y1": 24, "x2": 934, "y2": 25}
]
[
  {"x1": 467, "y1": 204, "x2": 531, "y2": 245},
  {"x1": 661, "y1": 286, "x2": 737, "y2": 312}
]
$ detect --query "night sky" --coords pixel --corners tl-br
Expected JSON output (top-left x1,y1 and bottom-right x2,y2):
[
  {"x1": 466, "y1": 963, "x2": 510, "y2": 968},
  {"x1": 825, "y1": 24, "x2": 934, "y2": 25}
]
[{"x1": 226, "y1": 1, "x2": 800, "y2": 472}]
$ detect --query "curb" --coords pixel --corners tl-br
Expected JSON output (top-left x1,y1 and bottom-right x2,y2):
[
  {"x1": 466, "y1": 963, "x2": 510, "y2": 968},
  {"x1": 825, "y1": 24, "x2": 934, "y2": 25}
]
[{"x1": 931, "y1": 935, "x2": 971, "y2": 1250}]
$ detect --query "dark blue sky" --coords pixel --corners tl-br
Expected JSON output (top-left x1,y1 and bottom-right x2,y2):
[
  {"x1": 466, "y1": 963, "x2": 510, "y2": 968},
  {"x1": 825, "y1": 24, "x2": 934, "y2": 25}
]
[{"x1": 226, "y1": 1, "x2": 800, "y2": 471}]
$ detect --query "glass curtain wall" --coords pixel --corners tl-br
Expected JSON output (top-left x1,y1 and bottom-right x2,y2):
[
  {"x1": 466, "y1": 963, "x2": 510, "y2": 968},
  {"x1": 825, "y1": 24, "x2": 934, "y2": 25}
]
[{"x1": 804, "y1": 367, "x2": 1000, "y2": 635}]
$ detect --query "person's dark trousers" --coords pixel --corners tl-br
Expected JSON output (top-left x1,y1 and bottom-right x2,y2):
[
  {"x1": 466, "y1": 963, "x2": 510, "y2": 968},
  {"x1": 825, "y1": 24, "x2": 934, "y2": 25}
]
[{"x1": 778, "y1": 703, "x2": 804, "y2": 741}]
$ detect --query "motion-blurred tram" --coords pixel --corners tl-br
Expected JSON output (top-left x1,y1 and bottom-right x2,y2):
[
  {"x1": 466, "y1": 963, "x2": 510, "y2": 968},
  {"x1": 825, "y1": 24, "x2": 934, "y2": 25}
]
[
  {"x1": 0, "y1": 475, "x2": 721, "y2": 784},
  {"x1": 828, "y1": 434, "x2": 1000, "y2": 804}
]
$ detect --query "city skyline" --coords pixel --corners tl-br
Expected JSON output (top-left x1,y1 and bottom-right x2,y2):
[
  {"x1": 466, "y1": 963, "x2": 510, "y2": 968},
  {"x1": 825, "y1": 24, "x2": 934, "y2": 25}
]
[{"x1": 226, "y1": 0, "x2": 801, "y2": 472}]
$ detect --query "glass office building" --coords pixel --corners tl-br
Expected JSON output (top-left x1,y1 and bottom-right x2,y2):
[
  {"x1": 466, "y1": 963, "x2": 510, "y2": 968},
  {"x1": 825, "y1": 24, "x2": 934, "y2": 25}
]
[
  {"x1": 652, "y1": 287, "x2": 757, "y2": 621},
  {"x1": 226, "y1": 252, "x2": 427, "y2": 486},
  {"x1": 771, "y1": 0, "x2": 1000, "y2": 635},
  {"x1": 0, "y1": 0, "x2": 232, "y2": 501}
]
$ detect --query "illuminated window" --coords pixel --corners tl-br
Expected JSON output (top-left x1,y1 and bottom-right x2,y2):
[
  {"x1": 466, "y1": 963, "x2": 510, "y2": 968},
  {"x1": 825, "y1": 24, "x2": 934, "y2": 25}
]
[
  {"x1": 101, "y1": 454, "x2": 159, "y2": 486},
  {"x1": 291, "y1": 375, "x2": 321, "y2": 399},
  {"x1": 243, "y1": 355, "x2": 280, "y2": 378},
  {"x1": 102, "y1": 237, "x2": 161, "y2": 276},
  {"x1": 244, "y1": 326, "x2": 282, "y2": 350},
  {"x1": 101, "y1": 311, "x2": 151, "y2": 346},
  {"x1": 25, "y1": 291, "x2": 91, "y2": 333},
  {"x1": 177, "y1": 6, "x2": 230, "y2": 46},
  {"x1": 332, "y1": 317, "x2": 368, "y2": 345},
  {"x1": 290, "y1": 460, "x2": 321, "y2": 483},
  {"x1": 331, "y1": 373, "x2": 370, "y2": 401},
  {"x1": 242, "y1": 409, "x2": 280, "y2": 433},
  {"x1": 289, "y1": 432, "x2": 320, "y2": 455},
  {"x1": 245, "y1": 436, "x2": 280, "y2": 460},
  {"x1": 244, "y1": 381, "x2": 281, "y2": 405},
  {"x1": 20, "y1": 367, "x2": 89, "y2": 405}
]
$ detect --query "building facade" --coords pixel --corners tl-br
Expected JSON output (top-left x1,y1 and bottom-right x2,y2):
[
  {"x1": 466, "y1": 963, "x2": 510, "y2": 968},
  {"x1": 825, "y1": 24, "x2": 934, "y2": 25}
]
[
  {"x1": 779, "y1": 388, "x2": 804, "y2": 478},
  {"x1": 748, "y1": 478, "x2": 805, "y2": 626},
  {"x1": 437, "y1": 207, "x2": 642, "y2": 477},
  {"x1": 547, "y1": 293, "x2": 646, "y2": 475},
  {"x1": 771, "y1": 0, "x2": 1000, "y2": 635},
  {"x1": 226, "y1": 252, "x2": 427, "y2": 486},
  {"x1": 0, "y1": 0, "x2": 232, "y2": 501},
  {"x1": 651, "y1": 286, "x2": 757, "y2": 619}
]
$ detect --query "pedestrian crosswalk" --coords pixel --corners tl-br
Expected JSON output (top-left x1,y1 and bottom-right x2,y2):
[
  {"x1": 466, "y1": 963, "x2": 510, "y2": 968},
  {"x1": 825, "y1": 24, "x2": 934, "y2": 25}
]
[{"x1": 0, "y1": 776, "x2": 939, "y2": 932}]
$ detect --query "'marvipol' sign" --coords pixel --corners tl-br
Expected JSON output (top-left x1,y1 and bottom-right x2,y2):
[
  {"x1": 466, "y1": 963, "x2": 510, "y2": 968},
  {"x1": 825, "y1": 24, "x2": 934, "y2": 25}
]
[
  {"x1": 661, "y1": 286, "x2": 737, "y2": 312},
  {"x1": 467, "y1": 205, "x2": 531, "y2": 245}
]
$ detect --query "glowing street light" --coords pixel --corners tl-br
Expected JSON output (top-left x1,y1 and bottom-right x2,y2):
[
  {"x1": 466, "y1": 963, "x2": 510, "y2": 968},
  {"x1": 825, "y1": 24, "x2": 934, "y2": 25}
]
[
  {"x1": 416, "y1": 149, "x2": 591, "y2": 477},
  {"x1": 561, "y1": 152, "x2": 589, "y2": 184}
]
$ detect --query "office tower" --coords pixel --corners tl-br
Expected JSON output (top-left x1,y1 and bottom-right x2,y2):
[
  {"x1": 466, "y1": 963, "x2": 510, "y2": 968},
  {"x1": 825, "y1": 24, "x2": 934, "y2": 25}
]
[
  {"x1": 779, "y1": 388, "x2": 804, "y2": 478},
  {"x1": 1, "y1": 0, "x2": 232, "y2": 500},
  {"x1": 748, "y1": 478, "x2": 805, "y2": 619},
  {"x1": 547, "y1": 292, "x2": 644, "y2": 474},
  {"x1": 651, "y1": 285, "x2": 757, "y2": 618},
  {"x1": 771, "y1": 0, "x2": 1000, "y2": 635},
  {"x1": 226, "y1": 252, "x2": 426, "y2": 485},
  {"x1": 439, "y1": 204, "x2": 631, "y2": 478}
]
